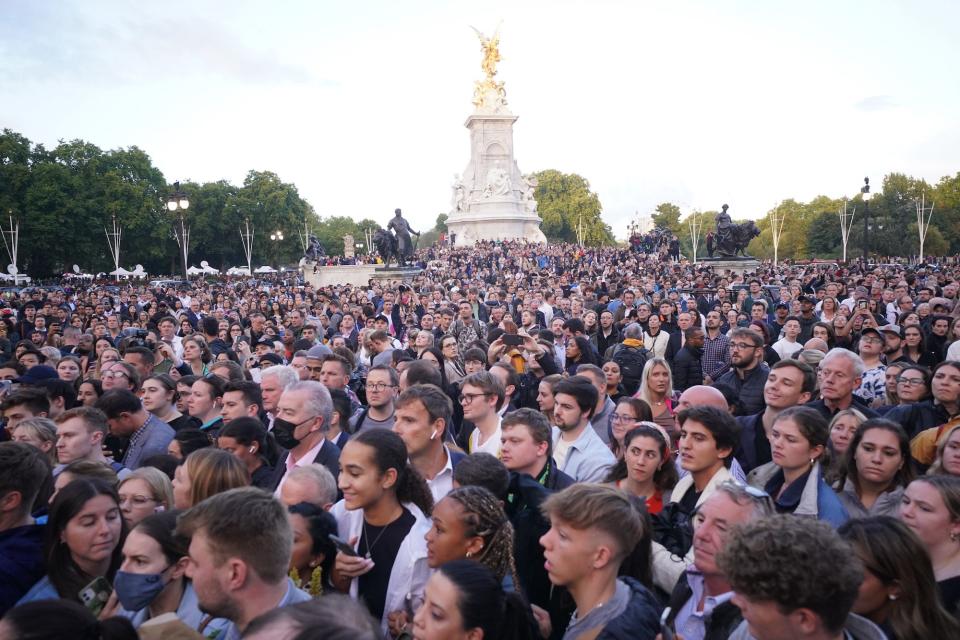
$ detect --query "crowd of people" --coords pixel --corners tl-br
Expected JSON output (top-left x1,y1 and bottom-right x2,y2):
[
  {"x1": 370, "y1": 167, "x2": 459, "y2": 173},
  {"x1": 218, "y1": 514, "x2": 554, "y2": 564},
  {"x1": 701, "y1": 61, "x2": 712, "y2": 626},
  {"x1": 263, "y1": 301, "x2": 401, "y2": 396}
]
[{"x1": 2, "y1": 238, "x2": 960, "y2": 640}]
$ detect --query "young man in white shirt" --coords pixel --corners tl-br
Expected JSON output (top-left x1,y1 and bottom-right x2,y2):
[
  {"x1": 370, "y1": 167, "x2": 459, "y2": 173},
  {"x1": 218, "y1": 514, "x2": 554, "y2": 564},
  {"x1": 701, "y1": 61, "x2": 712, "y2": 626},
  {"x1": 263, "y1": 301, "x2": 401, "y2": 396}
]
[
  {"x1": 459, "y1": 371, "x2": 504, "y2": 457},
  {"x1": 393, "y1": 384, "x2": 461, "y2": 503},
  {"x1": 771, "y1": 316, "x2": 802, "y2": 360}
]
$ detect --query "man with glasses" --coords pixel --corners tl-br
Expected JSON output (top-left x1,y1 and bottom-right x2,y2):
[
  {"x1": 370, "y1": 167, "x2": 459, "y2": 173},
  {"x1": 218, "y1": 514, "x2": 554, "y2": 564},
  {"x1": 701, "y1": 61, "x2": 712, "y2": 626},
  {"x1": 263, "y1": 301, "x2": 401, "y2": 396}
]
[
  {"x1": 714, "y1": 328, "x2": 770, "y2": 416},
  {"x1": 805, "y1": 348, "x2": 879, "y2": 420},
  {"x1": 662, "y1": 480, "x2": 774, "y2": 640},
  {"x1": 458, "y1": 371, "x2": 505, "y2": 457},
  {"x1": 352, "y1": 365, "x2": 398, "y2": 433},
  {"x1": 100, "y1": 361, "x2": 140, "y2": 393},
  {"x1": 855, "y1": 327, "x2": 886, "y2": 407}
]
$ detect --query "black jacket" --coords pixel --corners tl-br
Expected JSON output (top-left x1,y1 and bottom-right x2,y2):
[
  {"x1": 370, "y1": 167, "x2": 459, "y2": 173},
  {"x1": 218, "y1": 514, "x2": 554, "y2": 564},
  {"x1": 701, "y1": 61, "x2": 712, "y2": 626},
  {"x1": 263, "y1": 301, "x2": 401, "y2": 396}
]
[
  {"x1": 672, "y1": 345, "x2": 703, "y2": 392},
  {"x1": 268, "y1": 438, "x2": 341, "y2": 492},
  {"x1": 504, "y1": 473, "x2": 575, "y2": 639},
  {"x1": 805, "y1": 398, "x2": 880, "y2": 423},
  {"x1": 735, "y1": 412, "x2": 770, "y2": 474},
  {"x1": 714, "y1": 362, "x2": 770, "y2": 417},
  {"x1": 665, "y1": 571, "x2": 742, "y2": 640},
  {"x1": 886, "y1": 399, "x2": 953, "y2": 438}
]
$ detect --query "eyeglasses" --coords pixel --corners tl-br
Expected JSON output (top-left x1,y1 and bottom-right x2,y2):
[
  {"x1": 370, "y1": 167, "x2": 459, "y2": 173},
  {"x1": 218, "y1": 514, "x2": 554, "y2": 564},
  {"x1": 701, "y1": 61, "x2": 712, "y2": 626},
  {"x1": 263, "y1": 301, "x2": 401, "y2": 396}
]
[
  {"x1": 860, "y1": 337, "x2": 883, "y2": 345},
  {"x1": 611, "y1": 414, "x2": 638, "y2": 424},
  {"x1": 101, "y1": 371, "x2": 129, "y2": 379},
  {"x1": 897, "y1": 377, "x2": 925, "y2": 386},
  {"x1": 367, "y1": 383, "x2": 398, "y2": 392},
  {"x1": 730, "y1": 342, "x2": 760, "y2": 350},
  {"x1": 459, "y1": 392, "x2": 491, "y2": 405},
  {"x1": 119, "y1": 494, "x2": 156, "y2": 507}
]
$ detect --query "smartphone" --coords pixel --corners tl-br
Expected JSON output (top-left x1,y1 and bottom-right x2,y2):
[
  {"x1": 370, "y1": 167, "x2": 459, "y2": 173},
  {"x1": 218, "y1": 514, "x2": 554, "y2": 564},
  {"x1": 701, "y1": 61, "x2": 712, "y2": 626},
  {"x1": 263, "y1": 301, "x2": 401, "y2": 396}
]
[
  {"x1": 659, "y1": 607, "x2": 674, "y2": 640},
  {"x1": 79, "y1": 576, "x2": 112, "y2": 617},
  {"x1": 502, "y1": 333, "x2": 523, "y2": 347},
  {"x1": 858, "y1": 300, "x2": 868, "y2": 309},
  {"x1": 329, "y1": 534, "x2": 360, "y2": 557}
]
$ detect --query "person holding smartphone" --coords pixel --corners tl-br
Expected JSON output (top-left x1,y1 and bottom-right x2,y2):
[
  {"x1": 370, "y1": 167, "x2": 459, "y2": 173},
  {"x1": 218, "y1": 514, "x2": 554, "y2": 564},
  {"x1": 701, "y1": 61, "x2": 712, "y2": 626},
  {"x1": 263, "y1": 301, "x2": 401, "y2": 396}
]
[{"x1": 18, "y1": 479, "x2": 127, "y2": 608}]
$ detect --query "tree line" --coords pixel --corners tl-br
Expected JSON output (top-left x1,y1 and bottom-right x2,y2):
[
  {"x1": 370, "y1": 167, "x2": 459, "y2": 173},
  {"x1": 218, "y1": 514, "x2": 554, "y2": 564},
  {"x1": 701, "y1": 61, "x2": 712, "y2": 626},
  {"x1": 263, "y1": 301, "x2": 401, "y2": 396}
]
[
  {"x1": 651, "y1": 172, "x2": 960, "y2": 262},
  {"x1": 0, "y1": 128, "x2": 383, "y2": 277}
]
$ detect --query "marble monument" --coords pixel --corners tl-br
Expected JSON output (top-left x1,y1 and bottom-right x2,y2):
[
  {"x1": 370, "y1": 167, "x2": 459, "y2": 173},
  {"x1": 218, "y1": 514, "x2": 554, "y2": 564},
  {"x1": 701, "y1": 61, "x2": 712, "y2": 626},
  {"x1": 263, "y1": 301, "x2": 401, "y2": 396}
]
[{"x1": 444, "y1": 26, "x2": 547, "y2": 246}]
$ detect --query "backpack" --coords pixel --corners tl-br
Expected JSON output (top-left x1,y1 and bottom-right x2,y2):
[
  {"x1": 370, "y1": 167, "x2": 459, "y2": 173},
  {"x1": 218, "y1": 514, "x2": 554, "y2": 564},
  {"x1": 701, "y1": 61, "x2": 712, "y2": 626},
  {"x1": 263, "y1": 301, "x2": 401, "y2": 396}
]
[{"x1": 613, "y1": 344, "x2": 649, "y2": 395}]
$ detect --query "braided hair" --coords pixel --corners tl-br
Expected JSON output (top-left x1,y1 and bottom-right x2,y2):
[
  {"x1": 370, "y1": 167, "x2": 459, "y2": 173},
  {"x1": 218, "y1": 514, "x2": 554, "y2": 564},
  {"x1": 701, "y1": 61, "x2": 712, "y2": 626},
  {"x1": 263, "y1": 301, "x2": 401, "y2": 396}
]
[{"x1": 445, "y1": 485, "x2": 520, "y2": 589}]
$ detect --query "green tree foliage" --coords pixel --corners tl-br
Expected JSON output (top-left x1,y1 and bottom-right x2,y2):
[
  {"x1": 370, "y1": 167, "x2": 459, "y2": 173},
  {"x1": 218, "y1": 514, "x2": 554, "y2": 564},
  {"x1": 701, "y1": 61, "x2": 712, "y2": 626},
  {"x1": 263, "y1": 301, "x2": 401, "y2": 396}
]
[
  {"x1": 651, "y1": 202, "x2": 682, "y2": 234},
  {"x1": 532, "y1": 170, "x2": 614, "y2": 245}
]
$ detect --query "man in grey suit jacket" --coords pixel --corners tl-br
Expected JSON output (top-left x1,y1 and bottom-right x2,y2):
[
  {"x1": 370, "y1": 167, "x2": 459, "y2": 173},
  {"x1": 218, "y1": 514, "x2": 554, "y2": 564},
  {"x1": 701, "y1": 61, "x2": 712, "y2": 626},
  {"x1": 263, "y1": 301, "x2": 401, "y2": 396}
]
[{"x1": 96, "y1": 390, "x2": 175, "y2": 470}]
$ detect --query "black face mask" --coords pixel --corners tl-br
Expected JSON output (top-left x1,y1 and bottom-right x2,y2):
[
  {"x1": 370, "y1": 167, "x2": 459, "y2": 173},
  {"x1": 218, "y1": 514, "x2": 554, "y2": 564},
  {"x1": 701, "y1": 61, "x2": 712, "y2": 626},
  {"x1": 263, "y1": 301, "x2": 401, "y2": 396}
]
[{"x1": 272, "y1": 416, "x2": 316, "y2": 449}]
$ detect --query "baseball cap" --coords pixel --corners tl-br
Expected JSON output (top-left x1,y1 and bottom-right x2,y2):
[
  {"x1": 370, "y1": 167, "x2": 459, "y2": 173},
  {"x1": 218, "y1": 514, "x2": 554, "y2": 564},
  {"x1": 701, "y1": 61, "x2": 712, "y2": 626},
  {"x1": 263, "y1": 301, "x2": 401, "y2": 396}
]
[
  {"x1": 860, "y1": 327, "x2": 883, "y2": 340},
  {"x1": 775, "y1": 302, "x2": 789, "y2": 310},
  {"x1": 306, "y1": 344, "x2": 333, "y2": 360},
  {"x1": 16, "y1": 365, "x2": 59, "y2": 385},
  {"x1": 878, "y1": 324, "x2": 901, "y2": 337},
  {"x1": 259, "y1": 353, "x2": 284, "y2": 366}
]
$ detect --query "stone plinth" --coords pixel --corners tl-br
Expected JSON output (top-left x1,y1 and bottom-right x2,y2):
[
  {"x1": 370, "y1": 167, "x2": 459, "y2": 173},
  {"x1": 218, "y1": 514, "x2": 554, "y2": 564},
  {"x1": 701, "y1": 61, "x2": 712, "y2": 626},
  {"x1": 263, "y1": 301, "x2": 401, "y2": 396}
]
[
  {"x1": 698, "y1": 258, "x2": 761, "y2": 276},
  {"x1": 304, "y1": 264, "x2": 422, "y2": 289},
  {"x1": 446, "y1": 112, "x2": 546, "y2": 246}
]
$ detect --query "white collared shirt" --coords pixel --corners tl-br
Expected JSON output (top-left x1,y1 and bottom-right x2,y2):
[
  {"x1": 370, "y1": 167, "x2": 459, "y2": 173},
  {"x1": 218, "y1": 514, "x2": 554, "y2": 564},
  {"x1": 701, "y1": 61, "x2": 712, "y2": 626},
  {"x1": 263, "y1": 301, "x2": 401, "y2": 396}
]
[{"x1": 426, "y1": 447, "x2": 455, "y2": 503}]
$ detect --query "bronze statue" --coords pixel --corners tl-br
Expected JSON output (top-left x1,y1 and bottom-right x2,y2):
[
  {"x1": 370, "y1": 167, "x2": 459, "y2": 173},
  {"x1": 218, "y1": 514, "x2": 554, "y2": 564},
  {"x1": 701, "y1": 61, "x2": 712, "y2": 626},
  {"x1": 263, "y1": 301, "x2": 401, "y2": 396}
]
[
  {"x1": 712, "y1": 204, "x2": 760, "y2": 257},
  {"x1": 384, "y1": 208, "x2": 419, "y2": 266}
]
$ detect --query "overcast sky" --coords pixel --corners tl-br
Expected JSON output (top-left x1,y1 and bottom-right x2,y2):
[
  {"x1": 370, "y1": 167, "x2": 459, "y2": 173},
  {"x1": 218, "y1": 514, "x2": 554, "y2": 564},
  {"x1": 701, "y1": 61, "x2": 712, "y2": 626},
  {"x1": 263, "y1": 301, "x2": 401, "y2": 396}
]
[{"x1": 2, "y1": 1, "x2": 957, "y2": 237}]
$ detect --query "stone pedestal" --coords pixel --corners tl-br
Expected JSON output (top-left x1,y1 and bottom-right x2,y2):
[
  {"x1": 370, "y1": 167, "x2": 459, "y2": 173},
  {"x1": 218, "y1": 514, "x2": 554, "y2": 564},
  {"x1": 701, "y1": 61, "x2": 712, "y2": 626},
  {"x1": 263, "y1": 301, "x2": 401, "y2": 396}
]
[
  {"x1": 698, "y1": 258, "x2": 761, "y2": 276},
  {"x1": 445, "y1": 113, "x2": 546, "y2": 246},
  {"x1": 304, "y1": 263, "x2": 422, "y2": 289}
]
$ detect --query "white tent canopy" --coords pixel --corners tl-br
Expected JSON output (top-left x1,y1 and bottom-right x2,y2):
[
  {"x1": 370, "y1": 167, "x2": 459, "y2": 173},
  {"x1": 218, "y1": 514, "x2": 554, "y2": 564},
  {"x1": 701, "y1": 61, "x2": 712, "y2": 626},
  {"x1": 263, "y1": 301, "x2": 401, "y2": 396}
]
[
  {"x1": 186, "y1": 265, "x2": 204, "y2": 275},
  {"x1": 110, "y1": 267, "x2": 132, "y2": 276},
  {"x1": 200, "y1": 260, "x2": 219, "y2": 275},
  {"x1": 227, "y1": 266, "x2": 251, "y2": 275},
  {"x1": 254, "y1": 265, "x2": 277, "y2": 273}
]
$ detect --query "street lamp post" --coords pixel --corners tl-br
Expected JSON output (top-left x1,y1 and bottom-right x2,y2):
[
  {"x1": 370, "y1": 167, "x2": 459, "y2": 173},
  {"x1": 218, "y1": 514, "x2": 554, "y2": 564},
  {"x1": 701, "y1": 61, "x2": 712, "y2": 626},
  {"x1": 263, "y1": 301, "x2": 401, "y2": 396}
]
[
  {"x1": 167, "y1": 182, "x2": 190, "y2": 279},
  {"x1": 270, "y1": 230, "x2": 284, "y2": 268},
  {"x1": 860, "y1": 177, "x2": 872, "y2": 262}
]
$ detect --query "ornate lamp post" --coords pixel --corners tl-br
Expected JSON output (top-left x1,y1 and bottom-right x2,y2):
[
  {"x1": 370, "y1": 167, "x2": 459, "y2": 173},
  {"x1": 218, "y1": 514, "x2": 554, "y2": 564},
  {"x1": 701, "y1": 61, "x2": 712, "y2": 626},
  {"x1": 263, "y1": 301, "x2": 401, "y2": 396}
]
[{"x1": 167, "y1": 182, "x2": 190, "y2": 279}]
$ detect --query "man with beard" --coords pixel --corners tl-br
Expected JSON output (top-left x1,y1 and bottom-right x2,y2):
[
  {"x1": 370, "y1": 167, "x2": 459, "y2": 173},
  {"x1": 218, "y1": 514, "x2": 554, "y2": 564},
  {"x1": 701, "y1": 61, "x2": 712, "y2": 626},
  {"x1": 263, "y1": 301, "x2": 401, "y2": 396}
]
[
  {"x1": 880, "y1": 324, "x2": 909, "y2": 364},
  {"x1": 702, "y1": 310, "x2": 731, "y2": 385},
  {"x1": 550, "y1": 376, "x2": 615, "y2": 482},
  {"x1": 714, "y1": 328, "x2": 770, "y2": 417},
  {"x1": 177, "y1": 488, "x2": 311, "y2": 640}
]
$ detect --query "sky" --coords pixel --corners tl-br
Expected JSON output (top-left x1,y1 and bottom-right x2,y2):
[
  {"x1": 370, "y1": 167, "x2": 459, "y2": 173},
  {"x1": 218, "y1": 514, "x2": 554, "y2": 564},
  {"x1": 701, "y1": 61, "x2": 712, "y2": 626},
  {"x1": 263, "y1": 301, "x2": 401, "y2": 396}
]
[{"x1": 2, "y1": 0, "x2": 958, "y2": 238}]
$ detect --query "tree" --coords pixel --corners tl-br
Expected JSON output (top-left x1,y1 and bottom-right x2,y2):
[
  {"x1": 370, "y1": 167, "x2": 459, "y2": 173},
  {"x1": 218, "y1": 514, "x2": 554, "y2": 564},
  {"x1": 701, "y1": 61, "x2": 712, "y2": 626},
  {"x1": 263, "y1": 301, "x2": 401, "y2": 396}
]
[
  {"x1": 651, "y1": 202, "x2": 682, "y2": 234},
  {"x1": 531, "y1": 169, "x2": 614, "y2": 245}
]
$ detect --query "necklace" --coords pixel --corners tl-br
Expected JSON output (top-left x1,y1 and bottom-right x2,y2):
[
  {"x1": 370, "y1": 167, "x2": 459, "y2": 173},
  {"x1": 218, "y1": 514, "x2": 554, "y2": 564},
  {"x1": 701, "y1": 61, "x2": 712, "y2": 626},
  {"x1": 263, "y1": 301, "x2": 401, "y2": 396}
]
[{"x1": 361, "y1": 517, "x2": 396, "y2": 559}]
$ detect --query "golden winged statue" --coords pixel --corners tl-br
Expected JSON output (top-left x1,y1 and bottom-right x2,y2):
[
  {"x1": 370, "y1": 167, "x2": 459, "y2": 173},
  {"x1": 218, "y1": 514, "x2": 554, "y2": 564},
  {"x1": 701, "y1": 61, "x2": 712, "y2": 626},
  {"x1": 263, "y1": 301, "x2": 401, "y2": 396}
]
[{"x1": 471, "y1": 24, "x2": 501, "y2": 79}]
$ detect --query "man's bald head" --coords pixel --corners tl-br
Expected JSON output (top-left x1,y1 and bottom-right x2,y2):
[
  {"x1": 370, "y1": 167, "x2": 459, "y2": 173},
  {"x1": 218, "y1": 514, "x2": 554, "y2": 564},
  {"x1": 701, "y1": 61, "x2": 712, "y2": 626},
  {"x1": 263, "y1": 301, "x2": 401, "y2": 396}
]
[
  {"x1": 803, "y1": 338, "x2": 829, "y2": 354},
  {"x1": 676, "y1": 385, "x2": 728, "y2": 413}
]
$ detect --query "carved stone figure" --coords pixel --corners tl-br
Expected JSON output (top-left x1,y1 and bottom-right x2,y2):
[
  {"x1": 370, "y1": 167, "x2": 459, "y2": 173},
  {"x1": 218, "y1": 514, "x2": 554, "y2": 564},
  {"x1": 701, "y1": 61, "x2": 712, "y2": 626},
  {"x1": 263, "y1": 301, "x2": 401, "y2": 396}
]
[
  {"x1": 520, "y1": 174, "x2": 538, "y2": 212},
  {"x1": 483, "y1": 167, "x2": 511, "y2": 197},
  {"x1": 343, "y1": 234, "x2": 355, "y2": 259},
  {"x1": 451, "y1": 174, "x2": 465, "y2": 212}
]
